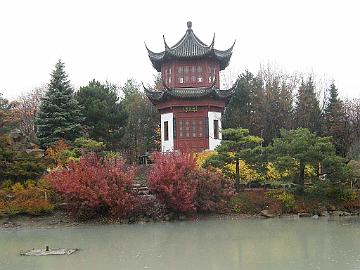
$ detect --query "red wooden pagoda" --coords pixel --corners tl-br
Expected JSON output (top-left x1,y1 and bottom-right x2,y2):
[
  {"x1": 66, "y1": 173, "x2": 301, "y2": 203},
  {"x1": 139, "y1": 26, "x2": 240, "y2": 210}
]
[{"x1": 144, "y1": 21, "x2": 236, "y2": 152}]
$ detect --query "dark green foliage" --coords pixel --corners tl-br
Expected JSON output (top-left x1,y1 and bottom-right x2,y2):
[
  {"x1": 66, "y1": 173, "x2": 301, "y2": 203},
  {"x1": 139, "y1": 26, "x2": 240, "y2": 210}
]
[
  {"x1": 0, "y1": 135, "x2": 46, "y2": 183},
  {"x1": 223, "y1": 71, "x2": 259, "y2": 130},
  {"x1": 0, "y1": 93, "x2": 13, "y2": 135},
  {"x1": 121, "y1": 79, "x2": 160, "y2": 162},
  {"x1": 207, "y1": 128, "x2": 263, "y2": 190},
  {"x1": 36, "y1": 60, "x2": 83, "y2": 148},
  {"x1": 269, "y1": 128, "x2": 350, "y2": 187},
  {"x1": 76, "y1": 80, "x2": 127, "y2": 149},
  {"x1": 294, "y1": 76, "x2": 322, "y2": 133},
  {"x1": 323, "y1": 83, "x2": 349, "y2": 156},
  {"x1": 223, "y1": 68, "x2": 295, "y2": 145}
]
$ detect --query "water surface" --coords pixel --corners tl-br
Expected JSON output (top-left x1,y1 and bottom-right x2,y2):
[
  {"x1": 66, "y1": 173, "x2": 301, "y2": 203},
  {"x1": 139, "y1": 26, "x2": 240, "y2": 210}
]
[{"x1": 1, "y1": 216, "x2": 360, "y2": 270}]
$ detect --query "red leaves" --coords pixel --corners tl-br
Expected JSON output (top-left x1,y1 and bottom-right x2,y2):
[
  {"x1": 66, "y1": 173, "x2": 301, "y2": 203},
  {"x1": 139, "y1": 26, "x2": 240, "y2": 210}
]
[
  {"x1": 46, "y1": 153, "x2": 138, "y2": 219},
  {"x1": 148, "y1": 152, "x2": 234, "y2": 214},
  {"x1": 148, "y1": 152, "x2": 198, "y2": 213}
]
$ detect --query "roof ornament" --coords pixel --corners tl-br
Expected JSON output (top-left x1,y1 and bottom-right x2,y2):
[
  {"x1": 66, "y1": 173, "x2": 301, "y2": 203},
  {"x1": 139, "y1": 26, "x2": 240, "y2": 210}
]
[
  {"x1": 163, "y1": 35, "x2": 170, "y2": 50},
  {"x1": 209, "y1": 33, "x2": 215, "y2": 49},
  {"x1": 187, "y1": 21, "x2": 192, "y2": 29}
]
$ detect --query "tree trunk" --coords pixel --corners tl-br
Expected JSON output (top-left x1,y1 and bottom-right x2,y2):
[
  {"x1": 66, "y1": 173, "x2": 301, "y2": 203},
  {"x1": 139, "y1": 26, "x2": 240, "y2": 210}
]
[
  {"x1": 299, "y1": 161, "x2": 305, "y2": 187},
  {"x1": 235, "y1": 158, "x2": 240, "y2": 192}
]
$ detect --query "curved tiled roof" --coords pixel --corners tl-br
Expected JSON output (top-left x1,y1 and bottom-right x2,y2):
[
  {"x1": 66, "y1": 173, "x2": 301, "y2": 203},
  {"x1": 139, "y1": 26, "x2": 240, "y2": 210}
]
[
  {"x1": 145, "y1": 21, "x2": 235, "y2": 72},
  {"x1": 142, "y1": 81, "x2": 236, "y2": 105}
]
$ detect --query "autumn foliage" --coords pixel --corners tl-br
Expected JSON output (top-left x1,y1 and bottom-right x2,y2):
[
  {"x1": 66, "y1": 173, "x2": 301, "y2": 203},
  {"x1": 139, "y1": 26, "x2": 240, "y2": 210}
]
[
  {"x1": 0, "y1": 180, "x2": 54, "y2": 216},
  {"x1": 46, "y1": 153, "x2": 139, "y2": 219},
  {"x1": 148, "y1": 151, "x2": 234, "y2": 214}
]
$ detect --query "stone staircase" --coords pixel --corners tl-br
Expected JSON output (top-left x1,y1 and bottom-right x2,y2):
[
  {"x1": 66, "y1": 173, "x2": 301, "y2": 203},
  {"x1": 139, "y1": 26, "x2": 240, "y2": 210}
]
[{"x1": 132, "y1": 184, "x2": 152, "y2": 197}]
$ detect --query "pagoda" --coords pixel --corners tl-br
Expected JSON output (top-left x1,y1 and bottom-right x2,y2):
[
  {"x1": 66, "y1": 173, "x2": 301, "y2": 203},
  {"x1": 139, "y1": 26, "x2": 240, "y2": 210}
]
[{"x1": 144, "y1": 21, "x2": 236, "y2": 152}]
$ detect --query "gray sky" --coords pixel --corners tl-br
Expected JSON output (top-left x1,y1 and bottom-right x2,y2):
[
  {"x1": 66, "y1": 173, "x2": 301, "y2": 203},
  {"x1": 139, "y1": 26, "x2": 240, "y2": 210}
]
[{"x1": 1, "y1": 0, "x2": 359, "y2": 100}]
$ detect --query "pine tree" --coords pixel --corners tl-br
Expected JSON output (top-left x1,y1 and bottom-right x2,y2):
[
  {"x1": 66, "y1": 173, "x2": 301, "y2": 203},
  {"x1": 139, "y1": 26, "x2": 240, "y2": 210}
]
[
  {"x1": 76, "y1": 80, "x2": 127, "y2": 149},
  {"x1": 223, "y1": 71, "x2": 254, "y2": 130},
  {"x1": 36, "y1": 60, "x2": 83, "y2": 148},
  {"x1": 294, "y1": 76, "x2": 321, "y2": 134},
  {"x1": 0, "y1": 93, "x2": 10, "y2": 135},
  {"x1": 323, "y1": 82, "x2": 348, "y2": 156}
]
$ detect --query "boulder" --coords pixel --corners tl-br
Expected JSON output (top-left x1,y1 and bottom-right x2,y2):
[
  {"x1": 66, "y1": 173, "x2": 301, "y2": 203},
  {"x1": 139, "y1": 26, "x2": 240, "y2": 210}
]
[
  {"x1": 312, "y1": 215, "x2": 319, "y2": 219},
  {"x1": 260, "y1": 210, "x2": 275, "y2": 218},
  {"x1": 320, "y1": 211, "x2": 329, "y2": 217},
  {"x1": 329, "y1": 211, "x2": 351, "y2": 216},
  {"x1": 298, "y1": 212, "x2": 311, "y2": 217}
]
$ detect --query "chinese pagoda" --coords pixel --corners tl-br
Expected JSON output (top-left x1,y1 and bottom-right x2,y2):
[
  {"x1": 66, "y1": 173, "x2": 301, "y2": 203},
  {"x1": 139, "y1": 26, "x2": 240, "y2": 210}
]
[{"x1": 144, "y1": 21, "x2": 236, "y2": 152}]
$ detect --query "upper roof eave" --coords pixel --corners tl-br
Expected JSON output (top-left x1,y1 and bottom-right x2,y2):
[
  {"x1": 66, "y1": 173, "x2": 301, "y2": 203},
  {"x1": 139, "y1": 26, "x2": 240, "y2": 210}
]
[{"x1": 145, "y1": 22, "x2": 235, "y2": 71}]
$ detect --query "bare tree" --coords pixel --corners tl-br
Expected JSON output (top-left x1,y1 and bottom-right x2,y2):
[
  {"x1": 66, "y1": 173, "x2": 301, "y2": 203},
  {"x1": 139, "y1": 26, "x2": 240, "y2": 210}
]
[{"x1": 11, "y1": 86, "x2": 46, "y2": 139}]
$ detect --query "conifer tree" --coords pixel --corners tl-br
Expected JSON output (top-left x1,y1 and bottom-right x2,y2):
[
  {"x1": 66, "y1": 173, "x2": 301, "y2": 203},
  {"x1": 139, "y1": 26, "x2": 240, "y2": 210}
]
[
  {"x1": 323, "y1": 83, "x2": 348, "y2": 156},
  {"x1": 76, "y1": 80, "x2": 127, "y2": 149},
  {"x1": 294, "y1": 76, "x2": 322, "y2": 134},
  {"x1": 36, "y1": 60, "x2": 82, "y2": 148}
]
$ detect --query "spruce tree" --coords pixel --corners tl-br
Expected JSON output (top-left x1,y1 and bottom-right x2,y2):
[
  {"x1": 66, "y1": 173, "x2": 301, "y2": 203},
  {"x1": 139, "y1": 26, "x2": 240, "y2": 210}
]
[
  {"x1": 323, "y1": 83, "x2": 348, "y2": 156},
  {"x1": 294, "y1": 76, "x2": 322, "y2": 134},
  {"x1": 76, "y1": 79, "x2": 128, "y2": 149},
  {"x1": 36, "y1": 60, "x2": 82, "y2": 148}
]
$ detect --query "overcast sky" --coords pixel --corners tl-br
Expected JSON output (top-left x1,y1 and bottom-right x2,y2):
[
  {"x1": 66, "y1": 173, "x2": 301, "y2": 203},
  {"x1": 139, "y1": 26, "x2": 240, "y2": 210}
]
[{"x1": 0, "y1": 0, "x2": 359, "y2": 100}]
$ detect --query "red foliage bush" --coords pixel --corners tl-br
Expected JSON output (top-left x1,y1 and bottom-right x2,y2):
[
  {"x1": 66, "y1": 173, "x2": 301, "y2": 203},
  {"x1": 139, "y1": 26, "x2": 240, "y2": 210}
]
[
  {"x1": 148, "y1": 152, "x2": 234, "y2": 214},
  {"x1": 148, "y1": 152, "x2": 198, "y2": 213},
  {"x1": 192, "y1": 169, "x2": 234, "y2": 213},
  {"x1": 46, "y1": 153, "x2": 138, "y2": 219}
]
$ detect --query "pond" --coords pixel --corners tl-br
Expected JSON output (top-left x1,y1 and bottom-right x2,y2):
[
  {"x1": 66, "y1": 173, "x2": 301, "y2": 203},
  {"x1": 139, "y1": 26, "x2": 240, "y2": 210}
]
[{"x1": 1, "y1": 216, "x2": 360, "y2": 270}]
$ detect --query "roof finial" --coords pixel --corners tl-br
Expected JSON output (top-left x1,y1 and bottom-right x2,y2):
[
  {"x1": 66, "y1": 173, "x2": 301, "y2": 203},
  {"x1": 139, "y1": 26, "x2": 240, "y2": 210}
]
[{"x1": 187, "y1": 21, "x2": 192, "y2": 29}]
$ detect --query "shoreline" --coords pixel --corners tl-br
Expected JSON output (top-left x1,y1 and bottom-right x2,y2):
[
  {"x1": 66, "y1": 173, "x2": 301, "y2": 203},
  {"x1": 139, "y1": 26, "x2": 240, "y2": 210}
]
[{"x1": 1, "y1": 210, "x2": 359, "y2": 231}]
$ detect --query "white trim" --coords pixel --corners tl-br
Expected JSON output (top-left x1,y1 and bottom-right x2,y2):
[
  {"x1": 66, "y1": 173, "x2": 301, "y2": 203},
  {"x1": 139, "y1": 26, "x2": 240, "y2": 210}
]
[
  {"x1": 161, "y1": 112, "x2": 174, "y2": 152},
  {"x1": 208, "y1": 111, "x2": 222, "y2": 150}
]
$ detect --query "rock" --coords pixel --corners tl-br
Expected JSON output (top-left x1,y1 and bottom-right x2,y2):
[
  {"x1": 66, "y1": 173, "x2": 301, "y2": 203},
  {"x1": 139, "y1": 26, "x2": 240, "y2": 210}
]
[
  {"x1": 298, "y1": 213, "x2": 311, "y2": 217},
  {"x1": 178, "y1": 214, "x2": 187, "y2": 221},
  {"x1": 260, "y1": 210, "x2": 275, "y2": 218},
  {"x1": 312, "y1": 215, "x2": 319, "y2": 219},
  {"x1": 164, "y1": 212, "x2": 175, "y2": 221},
  {"x1": 25, "y1": 148, "x2": 45, "y2": 158},
  {"x1": 340, "y1": 211, "x2": 351, "y2": 216},
  {"x1": 128, "y1": 216, "x2": 136, "y2": 224},
  {"x1": 320, "y1": 211, "x2": 329, "y2": 217},
  {"x1": 2, "y1": 221, "x2": 20, "y2": 228},
  {"x1": 329, "y1": 210, "x2": 351, "y2": 216},
  {"x1": 327, "y1": 205, "x2": 336, "y2": 211}
]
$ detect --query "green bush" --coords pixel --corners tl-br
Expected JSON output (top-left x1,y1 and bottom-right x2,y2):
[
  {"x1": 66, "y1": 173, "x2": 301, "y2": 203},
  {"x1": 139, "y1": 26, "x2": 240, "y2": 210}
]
[
  {"x1": 326, "y1": 187, "x2": 357, "y2": 203},
  {"x1": 305, "y1": 181, "x2": 357, "y2": 203},
  {"x1": 266, "y1": 190, "x2": 295, "y2": 213}
]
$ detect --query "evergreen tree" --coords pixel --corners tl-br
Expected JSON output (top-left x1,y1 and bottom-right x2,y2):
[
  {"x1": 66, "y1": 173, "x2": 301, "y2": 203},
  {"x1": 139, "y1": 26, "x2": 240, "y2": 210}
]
[
  {"x1": 323, "y1": 83, "x2": 348, "y2": 156},
  {"x1": 294, "y1": 76, "x2": 321, "y2": 133},
  {"x1": 121, "y1": 79, "x2": 160, "y2": 162},
  {"x1": 223, "y1": 71, "x2": 253, "y2": 130},
  {"x1": 223, "y1": 71, "x2": 268, "y2": 137},
  {"x1": 262, "y1": 75, "x2": 294, "y2": 145},
  {"x1": 76, "y1": 80, "x2": 127, "y2": 149},
  {"x1": 35, "y1": 60, "x2": 82, "y2": 148},
  {"x1": 0, "y1": 92, "x2": 11, "y2": 135}
]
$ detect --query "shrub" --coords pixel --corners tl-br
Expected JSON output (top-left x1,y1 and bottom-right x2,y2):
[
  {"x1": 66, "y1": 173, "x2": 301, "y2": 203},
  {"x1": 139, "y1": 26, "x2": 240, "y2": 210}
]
[
  {"x1": 326, "y1": 187, "x2": 357, "y2": 203},
  {"x1": 12, "y1": 182, "x2": 24, "y2": 193},
  {"x1": 305, "y1": 181, "x2": 357, "y2": 203},
  {"x1": 149, "y1": 152, "x2": 235, "y2": 215},
  {"x1": 0, "y1": 182, "x2": 54, "y2": 216},
  {"x1": 148, "y1": 152, "x2": 198, "y2": 214},
  {"x1": 1, "y1": 180, "x2": 13, "y2": 190},
  {"x1": 192, "y1": 169, "x2": 234, "y2": 213},
  {"x1": 230, "y1": 190, "x2": 269, "y2": 214},
  {"x1": 266, "y1": 190, "x2": 295, "y2": 213},
  {"x1": 46, "y1": 153, "x2": 138, "y2": 220}
]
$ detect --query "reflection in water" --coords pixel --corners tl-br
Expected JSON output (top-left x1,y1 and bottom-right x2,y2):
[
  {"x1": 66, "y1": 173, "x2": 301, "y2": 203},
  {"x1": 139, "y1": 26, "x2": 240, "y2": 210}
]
[{"x1": 1, "y1": 217, "x2": 360, "y2": 270}]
